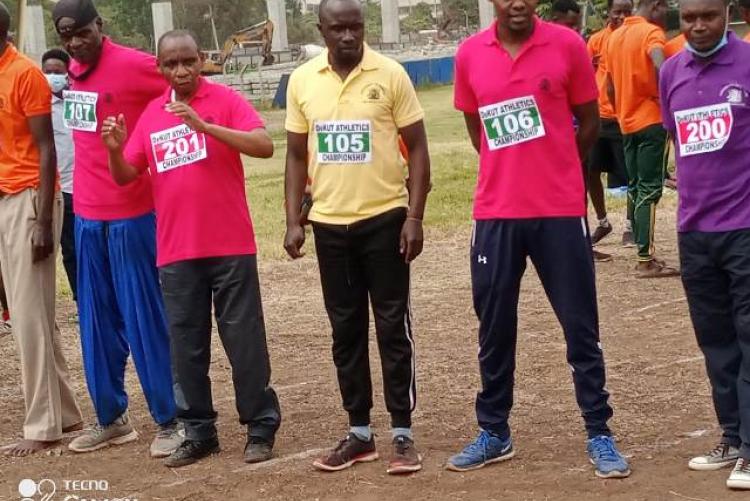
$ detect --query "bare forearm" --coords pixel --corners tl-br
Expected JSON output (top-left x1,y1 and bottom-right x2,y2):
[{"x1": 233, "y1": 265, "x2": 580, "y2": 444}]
[
  {"x1": 37, "y1": 142, "x2": 57, "y2": 225},
  {"x1": 108, "y1": 149, "x2": 140, "y2": 186},
  {"x1": 205, "y1": 124, "x2": 273, "y2": 158},
  {"x1": 576, "y1": 120, "x2": 599, "y2": 161}
]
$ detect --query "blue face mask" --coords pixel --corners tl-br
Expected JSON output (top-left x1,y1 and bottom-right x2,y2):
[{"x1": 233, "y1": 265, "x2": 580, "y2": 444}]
[
  {"x1": 684, "y1": 7, "x2": 730, "y2": 58},
  {"x1": 45, "y1": 73, "x2": 69, "y2": 94}
]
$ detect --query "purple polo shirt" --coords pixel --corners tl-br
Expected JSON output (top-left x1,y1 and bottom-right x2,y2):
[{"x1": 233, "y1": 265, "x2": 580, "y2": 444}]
[{"x1": 659, "y1": 33, "x2": 750, "y2": 233}]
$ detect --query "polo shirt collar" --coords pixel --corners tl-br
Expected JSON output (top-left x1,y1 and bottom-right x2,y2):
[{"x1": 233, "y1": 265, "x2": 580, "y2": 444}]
[
  {"x1": 161, "y1": 76, "x2": 210, "y2": 104},
  {"x1": 314, "y1": 43, "x2": 380, "y2": 73},
  {"x1": 623, "y1": 16, "x2": 649, "y2": 27},
  {"x1": 683, "y1": 31, "x2": 739, "y2": 69},
  {"x1": 481, "y1": 17, "x2": 551, "y2": 49},
  {"x1": 0, "y1": 43, "x2": 18, "y2": 71}
]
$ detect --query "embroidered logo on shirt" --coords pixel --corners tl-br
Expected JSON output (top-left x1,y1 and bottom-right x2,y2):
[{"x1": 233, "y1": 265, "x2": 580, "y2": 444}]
[
  {"x1": 720, "y1": 83, "x2": 749, "y2": 106},
  {"x1": 362, "y1": 83, "x2": 385, "y2": 103},
  {"x1": 539, "y1": 78, "x2": 551, "y2": 93}
]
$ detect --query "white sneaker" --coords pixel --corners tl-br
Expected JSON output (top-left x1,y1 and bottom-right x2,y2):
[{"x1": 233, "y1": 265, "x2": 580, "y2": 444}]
[
  {"x1": 727, "y1": 458, "x2": 750, "y2": 489},
  {"x1": 689, "y1": 443, "x2": 740, "y2": 471},
  {"x1": 150, "y1": 421, "x2": 185, "y2": 458},
  {"x1": 69, "y1": 411, "x2": 138, "y2": 453}
]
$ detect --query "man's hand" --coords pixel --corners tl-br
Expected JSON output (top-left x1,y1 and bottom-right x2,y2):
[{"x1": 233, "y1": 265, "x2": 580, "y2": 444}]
[
  {"x1": 166, "y1": 102, "x2": 208, "y2": 132},
  {"x1": 400, "y1": 218, "x2": 424, "y2": 263},
  {"x1": 102, "y1": 114, "x2": 128, "y2": 152},
  {"x1": 31, "y1": 220, "x2": 54, "y2": 263},
  {"x1": 284, "y1": 224, "x2": 306, "y2": 259}
]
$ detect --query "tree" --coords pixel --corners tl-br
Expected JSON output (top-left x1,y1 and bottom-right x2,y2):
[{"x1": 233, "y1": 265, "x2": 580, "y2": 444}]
[
  {"x1": 402, "y1": 2, "x2": 435, "y2": 33},
  {"x1": 286, "y1": 0, "x2": 320, "y2": 44},
  {"x1": 363, "y1": 0, "x2": 381, "y2": 41}
]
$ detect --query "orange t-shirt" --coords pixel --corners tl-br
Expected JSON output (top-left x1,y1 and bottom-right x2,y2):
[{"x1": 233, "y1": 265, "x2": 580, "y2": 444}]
[
  {"x1": 664, "y1": 33, "x2": 686, "y2": 58},
  {"x1": 605, "y1": 16, "x2": 665, "y2": 134},
  {"x1": 587, "y1": 26, "x2": 616, "y2": 119},
  {"x1": 0, "y1": 45, "x2": 52, "y2": 194}
]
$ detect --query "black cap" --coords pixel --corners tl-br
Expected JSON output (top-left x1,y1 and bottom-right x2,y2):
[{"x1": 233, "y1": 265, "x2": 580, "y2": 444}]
[{"x1": 53, "y1": 0, "x2": 99, "y2": 33}]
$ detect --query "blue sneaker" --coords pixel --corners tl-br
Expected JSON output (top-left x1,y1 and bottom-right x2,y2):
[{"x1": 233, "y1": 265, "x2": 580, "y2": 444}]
[
  {"x1": 587, "y1": 435, "x2": 631, "y2": 478},
  {"x1": 446, "y1": 430, "x2": 515, "y2": 472}
]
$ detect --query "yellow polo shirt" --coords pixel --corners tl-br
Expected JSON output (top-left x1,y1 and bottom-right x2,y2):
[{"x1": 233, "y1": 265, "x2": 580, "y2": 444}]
[{"x1": 285, "y1": 45, "x2": 424, "y2": 225}]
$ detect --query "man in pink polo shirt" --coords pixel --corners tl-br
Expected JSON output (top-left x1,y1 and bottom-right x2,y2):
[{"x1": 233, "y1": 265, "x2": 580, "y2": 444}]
[
  {"x1": 445, "y1": 0, "x2": 629, "y2": 478},
  {"x1": 102, "y1": 30, "x2": 281, "y2": 468},
  {"x1": 52, "y1": 0, "x2": 181, "y2": 457}
]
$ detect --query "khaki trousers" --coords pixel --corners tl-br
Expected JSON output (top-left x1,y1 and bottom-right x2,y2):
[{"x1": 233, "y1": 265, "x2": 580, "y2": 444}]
[{"x1": 0, "y1": 188, "x2": 82, "y2": 441}]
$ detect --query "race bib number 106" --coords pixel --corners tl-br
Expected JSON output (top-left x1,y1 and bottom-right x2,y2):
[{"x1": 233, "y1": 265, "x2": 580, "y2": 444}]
[
  {"x1": 150, "y1": 124, "x2": 207, "y2": 173},
  {"x1": 315, "y1": 120, "x2": 372, "y2": 164},
  {"x1": 63, "y1": 90, "x2": 99, "y2": 132},
  {"x1": 674, "y1": 103, "x2": 733, "y2": 157},
  {"x1": 479, "y1": 96, "x2": 546, "y2": 151}
]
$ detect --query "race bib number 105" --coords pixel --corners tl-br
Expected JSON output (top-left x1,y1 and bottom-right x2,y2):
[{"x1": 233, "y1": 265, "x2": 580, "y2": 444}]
[
  {"x1": 674, "y1": 103, "x2": 733, "y2": 157},
  {"x1": 150, "y1": 124, "x2": 207, "y2": 173},
  {"x1": 479, "y1": 96, "x2": 546, "y2": 151},
  {"x1": 63, "y1": 90, "x2": 99, "y2": 132},
  {"x1": 315, "y1": 120, "x2": 372, "y2": 164}
]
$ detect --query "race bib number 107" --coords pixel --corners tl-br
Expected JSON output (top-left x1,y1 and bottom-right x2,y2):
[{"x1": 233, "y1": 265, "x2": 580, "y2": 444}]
[
  {"x1": 674, "y1": 103, "x2": 733, "y2": 157},
  {"x1": 315, "y1": 120, "x2": 372, "y2": 164},
  {"x1": 479, "y1": 96, "x2": 546, "y2": 151},
  {"x1": 150, "y1": 124, "x2": 207, "y2": 173},
  {"x1": 63, "y1": 90, "x2": 98, "y2": 132}
]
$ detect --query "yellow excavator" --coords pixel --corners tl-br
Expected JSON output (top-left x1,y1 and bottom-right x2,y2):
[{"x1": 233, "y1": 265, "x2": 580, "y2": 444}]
[{"x1": 201, "y1": 20, "x2": 275, "y2": 75}]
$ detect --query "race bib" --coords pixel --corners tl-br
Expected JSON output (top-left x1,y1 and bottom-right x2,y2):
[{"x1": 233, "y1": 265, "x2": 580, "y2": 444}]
[
  {"x1": 315, "y1": 120, "x2": 372, "y2": 164},
  {"x1": 479, "y1": 96, "x2": 546, "y2": 151},
  {"x1": 63, "y1": 90, "x2": 98, "y2": 132},
  {"x1": 674, "y1": 103, "x2": 733, "y2": 157},
  {"x1": 150, "y1": 124, "x2": 207, "y2": 173}
]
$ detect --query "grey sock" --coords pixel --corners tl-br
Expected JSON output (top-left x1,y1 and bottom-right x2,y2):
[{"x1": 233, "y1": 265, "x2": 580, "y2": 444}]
[
  {"x1": 392, "y1": 427, "x2": 413, "y2": 440},
  {"x1": 350, "y1": 425, "x2": 371, "y2": 442}
]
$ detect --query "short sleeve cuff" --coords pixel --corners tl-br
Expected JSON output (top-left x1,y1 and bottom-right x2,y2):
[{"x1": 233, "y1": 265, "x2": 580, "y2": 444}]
[
  {"x1": 285, "y1": 121, "x2": 309, "y2": 134},
  {"x1": 395, "y1": 110, "x2": 425, "y2": 129}
]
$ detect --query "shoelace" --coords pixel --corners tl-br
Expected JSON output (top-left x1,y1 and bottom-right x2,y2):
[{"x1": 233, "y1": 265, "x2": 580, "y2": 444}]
[
  {"x1": 706, "y1": 443, "x2": 731, "y2": 459},
  {"x1": 394, "y1": 437, "x2": 412, "y2": 455},
  {"x1": 462, "y1": 431, "x2": 492, "y2": 460},
  {"x1": 735, "y1": 458, "x2": 750, "y2": 473},
  {"x1": 590, "y1": 437, "x2": 620, "y2": 463}
]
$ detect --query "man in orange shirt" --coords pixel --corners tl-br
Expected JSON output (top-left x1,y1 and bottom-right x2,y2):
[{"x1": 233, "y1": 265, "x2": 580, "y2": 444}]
[
  {"x1": 664, "y1": 33, "x2": 686, "y2": 58},
  {"x1": 587, "y1": 0, "x2": 633, "y2": 247},
  {"x1": 605, "y1": 0, "x2": 679, "y2": 278},
  {"x1": 0, "y1": 4, "x2": 82, "y2": 456},
  {"x1": 740, "y1": 0, "x2": 750, "y2": 42}
]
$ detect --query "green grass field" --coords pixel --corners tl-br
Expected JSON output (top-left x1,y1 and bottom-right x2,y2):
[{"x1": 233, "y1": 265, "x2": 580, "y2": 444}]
[{"x1": 245, "y1": 85, "x2": 478, "y2": 259}]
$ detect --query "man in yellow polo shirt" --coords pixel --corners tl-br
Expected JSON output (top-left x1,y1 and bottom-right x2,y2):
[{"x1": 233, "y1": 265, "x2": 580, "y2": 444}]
[{"x1": 283, "y1": 0, "x2": 431, "y2": 475}]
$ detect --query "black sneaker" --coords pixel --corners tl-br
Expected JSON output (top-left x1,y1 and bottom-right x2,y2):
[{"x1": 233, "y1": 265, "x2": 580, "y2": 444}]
[
  {"x1": 244, "y1": 436, "x2": 274, "y2": 464},
  {"x1": 591, "y1": 223, "x2": 613, "y2": 245},
  {"x1": 164, "y1": 437, "x2": 220, "y2": 468}
]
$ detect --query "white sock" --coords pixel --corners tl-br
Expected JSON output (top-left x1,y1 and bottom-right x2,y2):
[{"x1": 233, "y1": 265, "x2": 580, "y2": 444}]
[
  {"x1": 598, "y1": 216, "x2": 609, "y2": 228},
  {"x1": 392, "y1": 427, "x2": 413, "y2": 440},
  {"x1": 350, "y1": 425, "x2": 371, "y2": 442}
]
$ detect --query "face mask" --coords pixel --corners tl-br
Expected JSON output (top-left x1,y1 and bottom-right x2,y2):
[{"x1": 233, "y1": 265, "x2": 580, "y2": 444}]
[
  {"x1": 45, "y1": 73, "x2": 69, "y2": 94},
  {"x1": 685, "y1": 6, "x2": 730, "y2": 58}
]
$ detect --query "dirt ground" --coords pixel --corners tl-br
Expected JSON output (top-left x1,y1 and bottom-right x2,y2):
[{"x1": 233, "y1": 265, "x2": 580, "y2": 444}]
[{"x1": 0, "y1": 200, "x2": 744, "y2": 501}]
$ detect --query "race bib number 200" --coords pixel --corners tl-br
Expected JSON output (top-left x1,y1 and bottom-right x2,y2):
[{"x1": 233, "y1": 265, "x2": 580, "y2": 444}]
[
  {"x1": 479, "y1": 96, "x2": 546, "y2": 151},
  {"x1": 315, "y1": 120, "x2": 372, "y2": 164},
  {"x1": 674, "y1": 103, "x2": 733, "y2": 157},
  {"x1": 63, "y1": 90, "x2": 98, "y2": 132},
  {"x1": 150, "y1": 124, "x2": 207, "y2": 173}
]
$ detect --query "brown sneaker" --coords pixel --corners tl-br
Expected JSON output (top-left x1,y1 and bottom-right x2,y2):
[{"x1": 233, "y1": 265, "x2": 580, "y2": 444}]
[
  {"x1": 313, "y1": 434, "x2": 378, "y2": 472},
  {"x1": 387, "y1": 436, "x2": 422, "y2": 474}
]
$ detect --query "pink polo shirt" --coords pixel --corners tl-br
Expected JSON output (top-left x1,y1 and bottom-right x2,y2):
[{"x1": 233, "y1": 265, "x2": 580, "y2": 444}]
[
  {"x1": 454, "y1": 19, "x2": 598, "y2": 219},
  {"x1": 67, "y1": 38, "x2": 167, "y2": 220},
  {"x1": 124, "y1": 78, "x2": 263, "y2": 267}
]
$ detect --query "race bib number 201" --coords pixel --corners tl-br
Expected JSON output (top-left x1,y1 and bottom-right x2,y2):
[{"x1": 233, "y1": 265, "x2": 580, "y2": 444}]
[
  {"x1": 316, "y1": 120, "x2": 372, "y2": 164},
  {"x1": 63, "y1": 90, "x2": 98, "y2": 132},
  {"x1": 479, "y1": 96, "x2": 546, "y2": 151},
  {"x1": 150, "y1": 124, "x2": 207, "y2": 173},
  {"x1": 674, "y1": 103, "x2": 733, "y2": 157}
]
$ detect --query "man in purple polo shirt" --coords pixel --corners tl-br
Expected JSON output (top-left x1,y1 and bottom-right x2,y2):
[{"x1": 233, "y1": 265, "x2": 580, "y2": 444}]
[{"x1": 659, "y1": 0, "x2": 750, "y2": 490}]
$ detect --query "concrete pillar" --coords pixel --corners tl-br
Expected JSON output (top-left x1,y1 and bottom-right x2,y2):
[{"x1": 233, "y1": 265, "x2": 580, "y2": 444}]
[
  {"x1": 266, "y1": 0, "x2": 289, "y2": 51},
  {"x1": 478, "y1": 0, "x2": 494, "y2": 30},
  {"x1": 22, "y1": 3, "x2": 47, "y2": 59},
  {"x1": 381, "y1": 0, "x2": 400, "y2": 44},
  {"x1": 151, "y1": 1, "x2": 175, "y2": 52}
]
